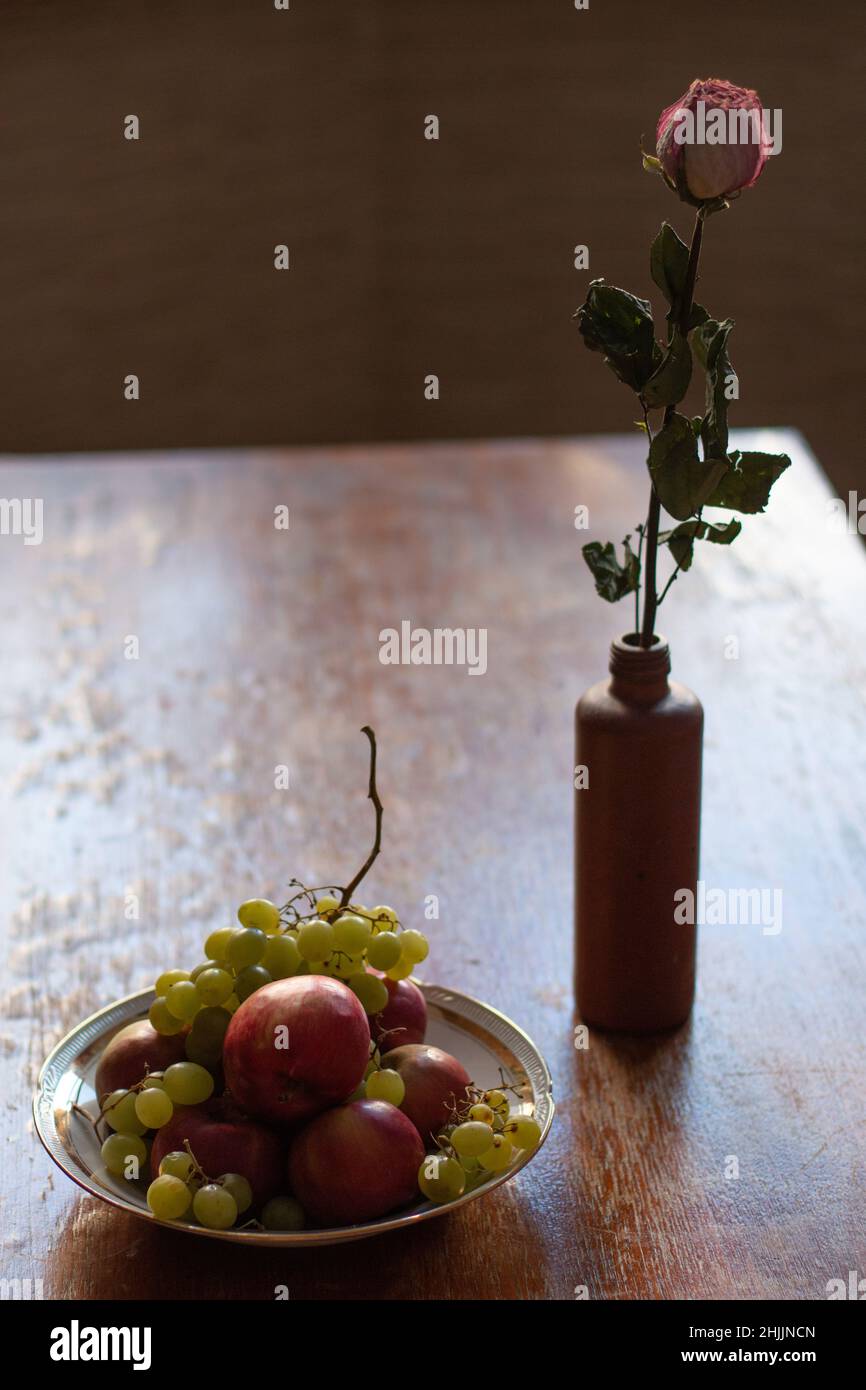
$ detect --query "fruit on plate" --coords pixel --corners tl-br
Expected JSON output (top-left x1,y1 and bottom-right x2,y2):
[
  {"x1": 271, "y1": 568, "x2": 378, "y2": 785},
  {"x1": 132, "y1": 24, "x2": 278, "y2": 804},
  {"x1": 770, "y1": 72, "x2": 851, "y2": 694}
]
[
  {"x1": 223, "y1": 976, "x2": 371, "y2": 1127},
  {"x1": 369, "y1": 975, "x2": 427, "y2": 1050},
  {"x1": 84, "y1": 727, "x2": 548, "y2": 1233},
  {"x1": 413, "y1": 1079, "x2": 543, "y2": 1205},
  {"x1": 150, "y1": 1098, "x2": 285, "y2": 1208},
  {"x1": 288, "y1": 1099, "x2": 424, "y2": 1226},
  {"x1": 380, "y1": 1043, "x2": 472, "y2": 1141},
  {"x1": 94, "y1": 1020, "x2": 188, "y2": 1099}
]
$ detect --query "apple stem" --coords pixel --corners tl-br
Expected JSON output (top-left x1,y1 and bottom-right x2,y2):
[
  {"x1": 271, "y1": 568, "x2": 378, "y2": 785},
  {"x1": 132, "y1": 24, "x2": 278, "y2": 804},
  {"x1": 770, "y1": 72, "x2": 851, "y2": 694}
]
[{"x1": 339, "y1": 726, "x2": 384, "y2": 909}]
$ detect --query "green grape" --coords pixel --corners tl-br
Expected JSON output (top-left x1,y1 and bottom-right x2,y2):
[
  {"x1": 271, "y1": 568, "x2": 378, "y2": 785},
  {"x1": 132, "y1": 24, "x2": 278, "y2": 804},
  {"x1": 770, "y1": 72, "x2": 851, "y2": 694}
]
[
  {"x1": 190, "y1": 1006, "x2": 231, "y2": 1044},
  {"x1": 330, "y1": 951, "x2": 364, "y2": 980},
  {"x1": 218, "y1": 1173, "x2": 252, "y2": 1215},
  {"x1": 155, "y1": 968, "x2": 190, "y2": 996},
  {"x1": 158, "y1": 1150, "x2": 196, "y2": 1182},
  {"x1": 366, "y1": 931, "x2": 401, "y2": 970},
  {"x1": 347, "y1": 1081, "x2": 366, "y2": 1102},
  {"x1": 134, "y1": 1086, "x2": 174, "y2": 1129},
  {"x1": 163, "y1": 1061, "x2": 215, "y2": 1106},
  {"x1": 235, "y1": 964, "x2": 271, "y2": 1001},
  {"x1": 226, "y1": 927, "x2": 267, "y2": 970},
  {"x1": 261, "y1": 1196, "x2": 305, "y2": 1231},
  {"x1": 399, "y1": 929, "x2": 429, "y2": 964},
  {"x1": 297, "y1": 918, "x2": 334, "y2": 962},
  {"x1": 166, "y1": 980, "x2": 201, "y2": 1021},
  {"x1": 386, "y1": 958, "x2": 413, "y2": 981},
  {"x1": 143, "y1": 1072, "x2": 167, "y2": 1090},
  {"x1": 477, "y1": 1134, "x2": 514, "y2": 1172},
  {"x1": 348, "y1": 971, "x2": 389, "y2": 1015},
  {"x1": 468, "y1": 1103, "x2": 495, "y2": 1126},
  {"x1": 101, "y1": 1132, "x2": 147, "y2": 1178},
  {"x1": 195, "y1": 967, "x2": 233, "y2": 1007},
  {"x1": 314, "y1": 895, "x2": 341, "y2": 920},
  {"x1": 332, "y1": 913, "x2": 372, "y2": 954},
  {"x1": 418, "y1": 1154, "x2": 465, "y2": 1203},
  {"x1": 149, "y1": 998, "x2": 185, "y2": 1036},
  {"x1": 225, "y1": 993, "x2": 240, "y2": 1013},
  {"x1": 369, "y1": 905, "x2": 398, "y2": 932},
  {"x1": 484, "y1": 1089, "x2": 509, "y2": 1123},
  {"x1": 451, "y1": 1121, "x2": 495, "y2": 1157},
  {"x1": 189, "y1": 960, "x2": 214, "y2": 981},
  {"x1": 365, "y1": 1069, "x2": 405, "y2": 1106},
  {"x1": 262, "y1": 934, "x2": 302, "y2": 979},
  {"x1": 504, "y1": 1115, "x2": 542, "y2": 1150},
  {"x1": 193, "y1": 1183, "x2": 237, "y2": 1230},
  {"x1": 237, "y1": 898, "x2": 281, "y2": 934},
  {"x1": 204, "y1": 927, "x2": 234, "y2": 960},
  {"x1": 147, "y1": 1174, "x2": 192, "y2": 1220},
  {"x1": 103, "y1": 1090, "x2": 147, "y2": 1135}
]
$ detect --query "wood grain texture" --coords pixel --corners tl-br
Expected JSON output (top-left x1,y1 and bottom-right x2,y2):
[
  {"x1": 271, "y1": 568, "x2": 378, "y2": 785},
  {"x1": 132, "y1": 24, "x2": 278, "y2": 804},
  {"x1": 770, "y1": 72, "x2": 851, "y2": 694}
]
[{"x1": 1, "y1": 431, "x2": 864, "y2": 1300}]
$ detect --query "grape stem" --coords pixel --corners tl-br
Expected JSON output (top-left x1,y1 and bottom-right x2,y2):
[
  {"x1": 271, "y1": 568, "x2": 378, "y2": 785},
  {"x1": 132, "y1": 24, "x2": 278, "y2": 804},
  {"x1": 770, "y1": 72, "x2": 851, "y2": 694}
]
[
  {"x1": 72, "y1": 1102, "x2": 102, "y2": 1137},
  {"x1": 339, "y1": 726, "x2": 383, "y2": 908},
  {"x1": 182, "y1": 1140, "x2": 211, "y2": 1186}
]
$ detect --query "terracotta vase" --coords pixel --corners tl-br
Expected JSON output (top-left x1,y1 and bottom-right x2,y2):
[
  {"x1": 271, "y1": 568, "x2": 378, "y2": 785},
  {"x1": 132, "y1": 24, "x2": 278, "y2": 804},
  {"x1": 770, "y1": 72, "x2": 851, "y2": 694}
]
[{"x1": 574, "y1": 633, "x2": 703, "y2": 1031}]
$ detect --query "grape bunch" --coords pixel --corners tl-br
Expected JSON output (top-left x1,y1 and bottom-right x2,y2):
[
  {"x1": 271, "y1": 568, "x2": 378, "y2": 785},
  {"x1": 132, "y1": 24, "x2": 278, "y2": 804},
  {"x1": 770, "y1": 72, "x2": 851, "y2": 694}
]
[
  {"x1": 417, "y1": 1085, "x2": 542, "y2": 1205},
  {"x1": 98, "y1": 1062, "x2": 216, "y2": 1198},
  {"x1": 147, "y1": 1150, "x2": 253, "y2": 1229},
  {"x1": 148, "y1": 890, "x2": 429, "y2": 1071}
]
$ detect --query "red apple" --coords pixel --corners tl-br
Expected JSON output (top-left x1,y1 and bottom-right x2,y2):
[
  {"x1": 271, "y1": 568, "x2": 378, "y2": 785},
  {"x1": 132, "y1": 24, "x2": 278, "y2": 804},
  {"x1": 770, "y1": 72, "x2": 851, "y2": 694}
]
[
  {"x1": 223, "y1": 976, "x2": 370, "y2": 1127},
  {"x1": 95, "y1": 1020, "x2": 188, "y2": 1100},
  {"x1": 370, "y1": 975, "x2": 427, "y2": 1050},
  {"x1": 150, "y1": 1097, "x2": 285, "y2": 1207},
  {"x1": 380, "y1": 1043, "x2": 471, "y2": 1141},
  {"x1": 288, "y1": 1099, "x2": 424, "y2": 1226}
]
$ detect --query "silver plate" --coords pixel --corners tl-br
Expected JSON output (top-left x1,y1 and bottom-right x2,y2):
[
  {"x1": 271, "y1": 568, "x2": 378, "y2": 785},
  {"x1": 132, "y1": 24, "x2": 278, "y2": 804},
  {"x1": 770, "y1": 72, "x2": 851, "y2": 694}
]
[{"x1": 33, "y1": 983, "x2": 555, "y2": 1246}]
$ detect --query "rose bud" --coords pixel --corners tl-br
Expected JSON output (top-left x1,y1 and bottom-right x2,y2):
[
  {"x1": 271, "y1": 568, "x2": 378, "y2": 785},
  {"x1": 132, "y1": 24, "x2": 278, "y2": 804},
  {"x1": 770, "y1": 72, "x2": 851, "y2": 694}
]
[{"x1": 655, "y1": 77, "x2": 770, "y2": 205}]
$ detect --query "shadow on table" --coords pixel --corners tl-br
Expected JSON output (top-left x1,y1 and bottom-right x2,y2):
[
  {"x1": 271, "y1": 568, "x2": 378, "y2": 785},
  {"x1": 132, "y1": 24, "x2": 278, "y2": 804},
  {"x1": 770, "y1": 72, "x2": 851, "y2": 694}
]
[
  {"x1": 46, "y1": 1199, "x2": 444, "y2": 1301},
  {"x1": 45, "y1": 1187, "x2": 512, "y2": 1301}
]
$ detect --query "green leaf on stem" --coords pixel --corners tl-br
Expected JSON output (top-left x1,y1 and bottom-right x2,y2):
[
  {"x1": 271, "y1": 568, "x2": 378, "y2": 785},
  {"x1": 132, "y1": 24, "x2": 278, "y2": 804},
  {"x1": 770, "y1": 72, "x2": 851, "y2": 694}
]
[
  {"x1": 693, "y1": 317, "x2": 736, "y2": 459},
  {"x1": 662, "y1": 517, "x2": 742, "y2": 571},
  {"x1": 574, "y1": 280, "x2": 660, "y2": 392},
  {"x1": 705, "y1": 450, "x2": 791, "y2": 513},
  {"x1": 582, "y1": 538, "x2": 640, "y2": 603},
  {"x1": 649, "y1": 223, "x2": 710, "y2": 332},
  {"x1": 648, "y1": 412, "x2": 729, "y2": 521},
  {"x1": 641, "y1": 328, "x2": 692, "y2": 408},
  {"x1": 650, "y1": 223, "x2": 690, "y2": 309}
]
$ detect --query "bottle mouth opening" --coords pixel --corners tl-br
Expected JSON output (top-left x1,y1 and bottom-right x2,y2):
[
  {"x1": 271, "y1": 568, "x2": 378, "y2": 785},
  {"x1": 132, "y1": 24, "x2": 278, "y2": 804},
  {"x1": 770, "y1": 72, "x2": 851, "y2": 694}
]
[{"x1": 610, "y1": 632, "x2": 671, "y2": 681}]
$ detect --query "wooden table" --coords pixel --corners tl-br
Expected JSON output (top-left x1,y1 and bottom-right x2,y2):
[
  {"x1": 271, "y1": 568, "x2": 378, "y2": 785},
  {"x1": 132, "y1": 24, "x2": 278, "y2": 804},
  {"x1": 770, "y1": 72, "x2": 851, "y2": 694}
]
[{"x1": 2, "y1": 431, "x2": 864, "y2": 1301}]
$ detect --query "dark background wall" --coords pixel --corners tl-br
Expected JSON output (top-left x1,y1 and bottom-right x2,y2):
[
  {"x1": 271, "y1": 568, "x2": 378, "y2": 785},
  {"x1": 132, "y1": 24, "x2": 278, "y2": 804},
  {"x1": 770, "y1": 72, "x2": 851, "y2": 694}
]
[{"x1": 1, "y1": 0, "x2": 863, "y2": 497}]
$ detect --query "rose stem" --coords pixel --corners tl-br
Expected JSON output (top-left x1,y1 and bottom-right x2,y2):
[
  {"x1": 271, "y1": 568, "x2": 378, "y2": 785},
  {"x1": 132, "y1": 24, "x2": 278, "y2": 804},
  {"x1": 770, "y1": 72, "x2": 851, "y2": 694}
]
[{"x1": 640, "y1": 206, "x2": 705, "y2": 648}]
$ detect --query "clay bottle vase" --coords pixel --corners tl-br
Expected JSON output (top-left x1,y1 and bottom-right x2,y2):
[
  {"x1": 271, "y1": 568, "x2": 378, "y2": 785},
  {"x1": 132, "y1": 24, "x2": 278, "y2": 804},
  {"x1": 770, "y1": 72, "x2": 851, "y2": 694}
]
[{"x1": 574, "y1": 633, "x2": 702, "y2": 1031}]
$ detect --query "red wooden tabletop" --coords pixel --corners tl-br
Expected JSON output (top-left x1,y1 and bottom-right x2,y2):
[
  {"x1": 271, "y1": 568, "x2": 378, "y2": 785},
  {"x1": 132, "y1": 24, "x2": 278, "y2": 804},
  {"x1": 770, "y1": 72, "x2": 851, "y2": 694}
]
[{"x1": 2, "y1": 430, "x2": 865, "y2": 1300}]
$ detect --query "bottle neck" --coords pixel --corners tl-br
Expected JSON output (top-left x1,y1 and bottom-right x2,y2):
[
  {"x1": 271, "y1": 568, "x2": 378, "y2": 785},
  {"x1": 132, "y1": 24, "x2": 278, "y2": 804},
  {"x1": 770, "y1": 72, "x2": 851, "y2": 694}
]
[{"x1": 608, "y1": 633, "x2": 671, "y2": 703}]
